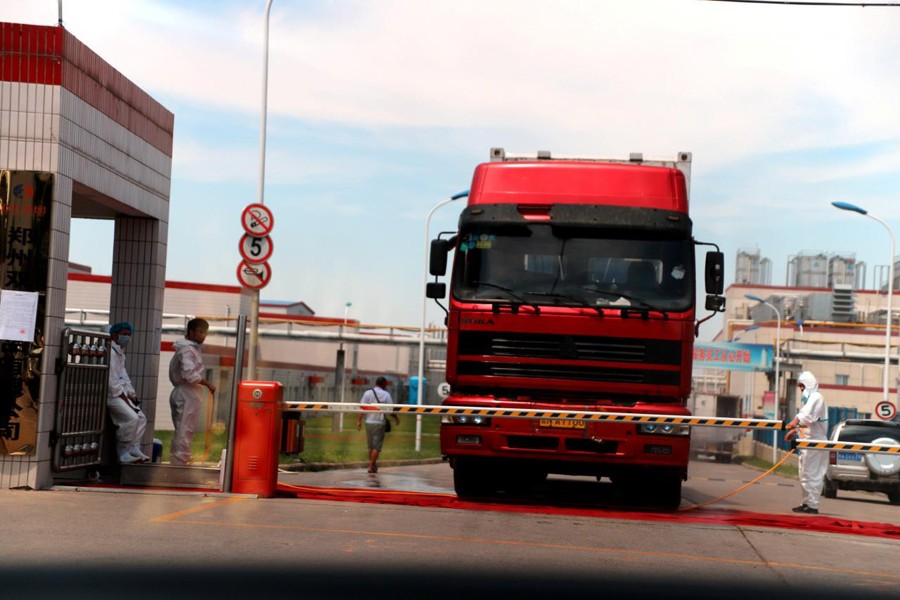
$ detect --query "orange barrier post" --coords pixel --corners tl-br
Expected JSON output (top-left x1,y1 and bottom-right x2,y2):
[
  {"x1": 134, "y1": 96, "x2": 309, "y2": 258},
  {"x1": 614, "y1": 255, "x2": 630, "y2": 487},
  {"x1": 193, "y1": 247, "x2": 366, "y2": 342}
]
[{"x1": 233, "y1": 381, "x2": 283, "y2": 497}]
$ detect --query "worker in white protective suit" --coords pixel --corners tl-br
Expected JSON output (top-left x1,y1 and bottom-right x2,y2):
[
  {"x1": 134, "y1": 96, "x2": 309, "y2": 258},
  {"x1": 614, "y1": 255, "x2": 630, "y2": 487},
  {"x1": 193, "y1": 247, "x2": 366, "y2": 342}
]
[
  {"x1": 168, "y1": 318, "x2": 216, "y2": 465},
  {"x1": 107, "y1": 322, "x2": 150, "y2": 464},
  {"x1": 784, "y1": 370, "x2": 828, "y2": 514}
]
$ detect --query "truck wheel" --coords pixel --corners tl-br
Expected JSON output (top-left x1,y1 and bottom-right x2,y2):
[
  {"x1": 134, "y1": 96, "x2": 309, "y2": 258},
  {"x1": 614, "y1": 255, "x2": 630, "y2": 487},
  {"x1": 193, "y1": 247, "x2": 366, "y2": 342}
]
[
  {"x1": 453, "y1": 458, "x2": 495, "y2": 499},
  {"x1": 499, "y1": 465, "x2": 547, "y2": 493},
  {"x1": 621, "y1": 472, "x2": 682, "y2": 510},
  {"x1": 823, "y1": 477, "x2": 838, "y2": 499},
  {"x1": 655, "y1": 474, "x2": 683, "y2": 510}
]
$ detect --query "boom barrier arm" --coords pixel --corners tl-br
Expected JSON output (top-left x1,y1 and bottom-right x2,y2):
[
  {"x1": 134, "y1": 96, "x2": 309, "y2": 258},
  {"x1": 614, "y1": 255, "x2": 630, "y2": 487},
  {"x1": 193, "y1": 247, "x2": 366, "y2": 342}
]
[
  {"x1": 793, "y1": 439, "x2": 900, "y2": 455},
  {"x1": 283, "y1": 402, "x2": 784, "y2": 431}
]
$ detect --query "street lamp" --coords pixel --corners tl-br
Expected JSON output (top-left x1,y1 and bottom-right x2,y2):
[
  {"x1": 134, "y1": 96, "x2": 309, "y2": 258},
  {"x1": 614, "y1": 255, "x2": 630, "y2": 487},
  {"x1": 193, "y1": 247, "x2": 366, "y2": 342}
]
[
  {"x1": 247, "y1": 0, "x2": 275, "y2": 380},
  {"x1": 336, "y1": 301, "x2": 352, "y2": 431},
  {"x1": 729, "y1": 324, "x2": 759, "y2": 343},
  {"x1": 339, "y1": 301, "x2": 352, "y2": 401},
  {"x1": 746, "y1": 293, "x2": 781, "y2": 464},
  {"x1": 832, "y1": 201, "x2": 895, "y2": 409},
  {"x1": 416, "y1": 190, "x2": 469, "y2": 451}
]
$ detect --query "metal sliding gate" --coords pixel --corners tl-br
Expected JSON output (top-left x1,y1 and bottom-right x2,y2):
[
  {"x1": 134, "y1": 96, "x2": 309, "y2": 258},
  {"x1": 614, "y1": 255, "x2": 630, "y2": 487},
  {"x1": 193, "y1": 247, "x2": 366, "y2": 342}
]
[{"x1": 52, "y1": 328, "x2": 111, "y2": 472}]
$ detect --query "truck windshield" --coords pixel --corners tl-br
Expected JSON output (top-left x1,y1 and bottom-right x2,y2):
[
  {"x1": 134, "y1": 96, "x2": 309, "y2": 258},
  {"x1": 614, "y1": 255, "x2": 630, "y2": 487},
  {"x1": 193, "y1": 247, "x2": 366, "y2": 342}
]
[{"x1": 452, "y1": 224, "x2": 693, "y2": 312}]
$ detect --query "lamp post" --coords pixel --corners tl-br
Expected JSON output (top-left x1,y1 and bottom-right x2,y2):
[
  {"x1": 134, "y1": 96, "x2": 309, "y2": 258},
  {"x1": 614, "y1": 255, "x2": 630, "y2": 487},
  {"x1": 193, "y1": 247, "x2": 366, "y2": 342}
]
[
  {"x1": 416, "y1": 190, "x2": 469, "y2": 452},
  {"x1": 832, "y1": 201, "x2": 895, "y2": 410},
  {"x1": 746, "y1": 294, "x2": 781, "y2": 464},
  {"x1": 247, "y1": 0, "x2": 275, "y2": 380},
  {"x1": 335, "y1": 301, "x2": 352, "y2": 431}
]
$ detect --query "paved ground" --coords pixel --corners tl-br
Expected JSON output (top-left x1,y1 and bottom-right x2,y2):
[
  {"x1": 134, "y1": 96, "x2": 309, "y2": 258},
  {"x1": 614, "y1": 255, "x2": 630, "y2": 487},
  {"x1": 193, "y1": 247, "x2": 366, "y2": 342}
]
[
  {"x1": 279, "y1": 458, "x2": 900, "y2": 525},
  {"x1": 2, "y1": 459, "x2": 898, "y2": 599}
]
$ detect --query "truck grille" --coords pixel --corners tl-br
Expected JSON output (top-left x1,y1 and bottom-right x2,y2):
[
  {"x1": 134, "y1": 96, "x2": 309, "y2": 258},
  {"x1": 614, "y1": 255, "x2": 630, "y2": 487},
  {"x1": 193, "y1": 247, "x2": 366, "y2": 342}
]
[
  {"x1": 459, "y1": 331, "x2": 680, "y2": 364},
  {"x1": 457, "y1": 331, "x2": 681, "y2": 386}
]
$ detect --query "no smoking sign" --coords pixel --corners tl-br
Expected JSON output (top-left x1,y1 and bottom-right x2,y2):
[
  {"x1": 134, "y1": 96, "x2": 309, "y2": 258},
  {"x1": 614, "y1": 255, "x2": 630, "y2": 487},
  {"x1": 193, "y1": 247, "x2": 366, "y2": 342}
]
[{"x1": 241, "y1": 203, "x2": 274, "y2": 237}]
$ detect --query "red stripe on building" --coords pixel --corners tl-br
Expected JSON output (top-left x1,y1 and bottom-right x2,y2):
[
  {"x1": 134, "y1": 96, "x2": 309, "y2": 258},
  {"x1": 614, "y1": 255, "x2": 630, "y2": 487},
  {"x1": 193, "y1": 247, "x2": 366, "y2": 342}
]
[{"x1": 0, "y1": 22, "x2": 174, "y2": 156}]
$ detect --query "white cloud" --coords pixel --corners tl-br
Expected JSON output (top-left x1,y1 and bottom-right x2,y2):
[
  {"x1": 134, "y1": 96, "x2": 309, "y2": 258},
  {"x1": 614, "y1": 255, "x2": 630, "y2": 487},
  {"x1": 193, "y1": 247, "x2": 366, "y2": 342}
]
[
  {"x1": 9, "y1": 0, "x2": 900, "y2": 327},
  {"x1": 13, "y1": 0, "x2": 900, "y2": 166}
]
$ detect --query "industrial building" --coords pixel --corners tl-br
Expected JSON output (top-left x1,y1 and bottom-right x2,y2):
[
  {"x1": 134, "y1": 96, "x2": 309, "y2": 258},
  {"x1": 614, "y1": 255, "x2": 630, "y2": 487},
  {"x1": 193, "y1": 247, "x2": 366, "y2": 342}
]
[{"x1": 710, "y1": 280, "x2": 898, "y2": 423}]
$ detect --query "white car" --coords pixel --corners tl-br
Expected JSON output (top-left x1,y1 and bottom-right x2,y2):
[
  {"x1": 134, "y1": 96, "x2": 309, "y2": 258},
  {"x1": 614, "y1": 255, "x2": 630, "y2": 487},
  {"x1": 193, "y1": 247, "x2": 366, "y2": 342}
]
[{"x1": 824, "y1": 419, "x2": 900, "y2": 505}]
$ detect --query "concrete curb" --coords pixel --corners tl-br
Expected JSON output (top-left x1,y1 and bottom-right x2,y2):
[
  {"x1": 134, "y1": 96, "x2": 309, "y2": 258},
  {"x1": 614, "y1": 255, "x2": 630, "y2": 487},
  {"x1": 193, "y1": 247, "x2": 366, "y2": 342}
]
[{"x1": 279, "y1": 457, "x2": 445, "y2": 472}]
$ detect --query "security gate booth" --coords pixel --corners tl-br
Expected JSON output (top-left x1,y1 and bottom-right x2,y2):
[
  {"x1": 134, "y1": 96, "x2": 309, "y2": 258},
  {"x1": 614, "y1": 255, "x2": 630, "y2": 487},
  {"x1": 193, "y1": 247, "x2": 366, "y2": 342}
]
[{"x1": 1, "y1": 22, "x2": 174, "y2": 489}]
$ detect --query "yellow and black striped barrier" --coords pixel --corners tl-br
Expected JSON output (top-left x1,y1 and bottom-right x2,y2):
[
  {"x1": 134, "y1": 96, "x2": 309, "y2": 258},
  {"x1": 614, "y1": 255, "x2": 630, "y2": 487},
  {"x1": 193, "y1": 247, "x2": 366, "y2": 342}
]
[
  {"x1": 282, "y1": 401, "x2": 784, "y2": 431},
  {"x1": 794, "y1": 439, "x2": 900, "y2": 455}
]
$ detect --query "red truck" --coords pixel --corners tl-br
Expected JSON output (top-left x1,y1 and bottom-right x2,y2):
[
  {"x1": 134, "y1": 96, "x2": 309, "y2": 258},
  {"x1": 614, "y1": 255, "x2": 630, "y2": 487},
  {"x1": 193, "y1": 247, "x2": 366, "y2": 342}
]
[{"x1": 427, "y1": 148, "x2": 725, "y2": 508}]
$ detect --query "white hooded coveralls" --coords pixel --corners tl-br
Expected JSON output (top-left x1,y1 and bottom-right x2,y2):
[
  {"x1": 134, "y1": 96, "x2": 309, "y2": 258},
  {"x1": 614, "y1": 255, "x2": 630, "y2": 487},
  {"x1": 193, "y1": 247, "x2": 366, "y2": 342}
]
[
  {"x1": 107, "y1": 341, "x2": 147, "y2": 459},
  {"x1": 795, "y1": 371, "x2": 829, "y2": 509},
  {"x1": 168, "y1": 338, "x2": 206, "y2": 465}
]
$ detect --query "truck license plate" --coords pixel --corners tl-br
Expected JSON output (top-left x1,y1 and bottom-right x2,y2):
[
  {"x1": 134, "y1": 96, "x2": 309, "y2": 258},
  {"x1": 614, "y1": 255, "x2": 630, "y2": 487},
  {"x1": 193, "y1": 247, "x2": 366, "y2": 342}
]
[{"x1": 538, "y1": 419, "x2": 585, "y2": 429}]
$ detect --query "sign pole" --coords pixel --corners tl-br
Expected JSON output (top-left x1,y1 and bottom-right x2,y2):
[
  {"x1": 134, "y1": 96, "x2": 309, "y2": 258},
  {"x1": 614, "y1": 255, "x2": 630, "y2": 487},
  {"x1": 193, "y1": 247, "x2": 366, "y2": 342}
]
[{"x1": 248, "y1": 0, "x2": 274, "y2": 379}]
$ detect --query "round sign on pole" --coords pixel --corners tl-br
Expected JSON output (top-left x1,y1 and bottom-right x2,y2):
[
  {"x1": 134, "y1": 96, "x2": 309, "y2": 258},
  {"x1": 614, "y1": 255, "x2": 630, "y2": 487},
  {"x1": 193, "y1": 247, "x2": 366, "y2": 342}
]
[
  {"x1": 875, "y1": 401, "x2": 897, "y2": 421},
  {"x1": 239, "y1": 233, "x2": 274, "y2": 264},
  {"x1": 437, "y1": 382, "x2": 452, "y2": 399},
  {"x1": 237, "y1": 260, "x2": 272, "y2": 290},
  {"x1": 241, "y1": 203, "x2": 274, "y2": 237}
]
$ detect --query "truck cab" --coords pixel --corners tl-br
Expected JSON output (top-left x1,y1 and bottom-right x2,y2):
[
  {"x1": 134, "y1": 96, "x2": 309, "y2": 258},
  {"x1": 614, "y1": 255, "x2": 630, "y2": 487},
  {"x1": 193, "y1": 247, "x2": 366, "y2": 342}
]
[{"x1": 428, "y1": 149, "x2": 725, "y2": 508}]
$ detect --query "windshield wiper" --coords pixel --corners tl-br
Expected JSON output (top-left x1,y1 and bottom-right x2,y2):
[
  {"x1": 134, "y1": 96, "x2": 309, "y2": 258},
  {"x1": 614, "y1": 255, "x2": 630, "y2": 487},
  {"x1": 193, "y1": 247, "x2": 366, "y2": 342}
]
[
  {"x1": 522, "y1": 291, "x2": 604, "y2": 316},
  {"x1": 471, "y1": 281, "x2": 541, "y2": 313},
  {"x1": 581, "y1": 285, "x2": 669, "y2": 318}
]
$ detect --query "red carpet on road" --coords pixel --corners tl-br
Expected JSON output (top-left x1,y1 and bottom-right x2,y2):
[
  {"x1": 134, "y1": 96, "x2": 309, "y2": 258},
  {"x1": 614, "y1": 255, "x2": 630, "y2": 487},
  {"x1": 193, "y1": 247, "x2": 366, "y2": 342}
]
[{"x1": 276, "y1": 482, "x2": 900, "y2": 541}]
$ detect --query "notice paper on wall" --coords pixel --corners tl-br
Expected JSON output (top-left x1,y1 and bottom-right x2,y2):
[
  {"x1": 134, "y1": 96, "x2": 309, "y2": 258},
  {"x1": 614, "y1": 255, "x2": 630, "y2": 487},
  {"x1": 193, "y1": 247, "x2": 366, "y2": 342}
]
[{"x1": 0, "y1": 290, "x2": 39, "y2": 342}]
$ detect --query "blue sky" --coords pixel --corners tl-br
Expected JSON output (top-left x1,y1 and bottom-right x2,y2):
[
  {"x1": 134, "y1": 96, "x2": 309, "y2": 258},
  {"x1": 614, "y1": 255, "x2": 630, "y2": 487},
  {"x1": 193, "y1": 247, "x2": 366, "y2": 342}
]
[{"x1": 7, "y1": 0, "x2": 900, "y2": 335}]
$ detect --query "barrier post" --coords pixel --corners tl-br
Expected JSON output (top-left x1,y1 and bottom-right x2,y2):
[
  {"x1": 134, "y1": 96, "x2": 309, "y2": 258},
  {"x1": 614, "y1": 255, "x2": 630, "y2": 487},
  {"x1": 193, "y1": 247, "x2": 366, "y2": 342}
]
[{"x1": 233, "y1": 381, "x2": 283, "y2": 497}]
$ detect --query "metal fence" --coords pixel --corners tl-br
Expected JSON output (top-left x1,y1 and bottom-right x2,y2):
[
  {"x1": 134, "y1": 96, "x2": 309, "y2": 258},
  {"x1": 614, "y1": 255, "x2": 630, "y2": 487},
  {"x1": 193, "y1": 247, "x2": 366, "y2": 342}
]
[{"x1": 52, "y1": 328, "x2": 111, "y2": 471}]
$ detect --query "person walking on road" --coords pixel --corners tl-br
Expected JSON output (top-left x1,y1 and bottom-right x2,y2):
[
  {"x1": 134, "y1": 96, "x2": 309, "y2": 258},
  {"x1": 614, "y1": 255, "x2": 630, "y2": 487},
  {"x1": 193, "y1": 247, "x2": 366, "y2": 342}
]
[
  {"x1": 784, "y1": 370, "x2": 828, "y2": 514},
  {"x1": 168, "y1": 318, "x2": 216, "y2": 465},
  {"x1": 107, "y1": 322, "x2": 150, "y2": 464},
  {"x1": 356, "y1": 376, "x2": 399, "y2": 474}
]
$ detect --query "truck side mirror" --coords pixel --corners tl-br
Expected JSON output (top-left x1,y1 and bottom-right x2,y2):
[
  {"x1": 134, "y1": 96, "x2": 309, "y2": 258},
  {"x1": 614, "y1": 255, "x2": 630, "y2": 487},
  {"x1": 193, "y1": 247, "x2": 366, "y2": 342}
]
[
  {"x1": 704, "y1": 251, "x2": 724, "y2": 295},
  {"x1": 705, "y1": 294, "x2": 726, "y2": 313},
  {"x1": 426, "y1": 282, "x2": 446, "y2": 299},
  {"x1": 430, "y1": 239, "x2": 451, "y2": 276}
]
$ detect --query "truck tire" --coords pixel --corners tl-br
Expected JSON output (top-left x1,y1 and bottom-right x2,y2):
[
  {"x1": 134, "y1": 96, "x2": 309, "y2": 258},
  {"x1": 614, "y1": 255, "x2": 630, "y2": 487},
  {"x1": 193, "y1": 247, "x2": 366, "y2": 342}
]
[
  {"x1": 453, "y1": 458, "x2": 495, "y2": 499},
  {"x1": 655, "y1": 474, "x2": 683, "y2": 510},
  {"x1": 864, "y1": 437, "x2": 900, "y2": 477},
  {"x1": 888, "y1": 488, "x2": 900, "y2": 505},
  {"x1": 621, "y1": 472, "x2": 682, "y2": 510},
  {"x1": 823, "y1": 477, "x2": 838, "y2": 499},
  {"x1": 499, "y1": 465, "x2": 547, "y2": 493}
]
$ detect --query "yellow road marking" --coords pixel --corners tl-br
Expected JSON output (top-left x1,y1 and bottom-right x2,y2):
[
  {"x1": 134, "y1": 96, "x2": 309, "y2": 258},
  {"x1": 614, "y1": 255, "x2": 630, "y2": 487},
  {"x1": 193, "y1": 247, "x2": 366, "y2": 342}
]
[{"x1": 150, "y1": 496, "x2": 248, "y2": 522}]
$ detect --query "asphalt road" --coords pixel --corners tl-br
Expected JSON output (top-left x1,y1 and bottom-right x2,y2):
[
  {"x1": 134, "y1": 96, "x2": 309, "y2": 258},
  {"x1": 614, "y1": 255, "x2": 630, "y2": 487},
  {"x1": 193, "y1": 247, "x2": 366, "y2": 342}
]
[{"x1": 1, "y1": 459, "x2": 898, "y2": 599}]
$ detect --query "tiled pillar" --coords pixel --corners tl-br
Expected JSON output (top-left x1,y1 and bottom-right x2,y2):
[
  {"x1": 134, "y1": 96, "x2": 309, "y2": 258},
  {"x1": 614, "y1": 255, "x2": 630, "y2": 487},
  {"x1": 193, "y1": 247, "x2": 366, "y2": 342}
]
[{"x1": 110, "y1": 217, "x2": 166, "y2": 453}]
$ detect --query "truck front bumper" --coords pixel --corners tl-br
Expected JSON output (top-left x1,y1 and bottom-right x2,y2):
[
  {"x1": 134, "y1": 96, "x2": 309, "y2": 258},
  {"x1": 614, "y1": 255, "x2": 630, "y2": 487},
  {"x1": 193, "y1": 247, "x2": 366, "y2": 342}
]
[{"x1": 440, "y1": 416, "x2": 690, "y2": 476}]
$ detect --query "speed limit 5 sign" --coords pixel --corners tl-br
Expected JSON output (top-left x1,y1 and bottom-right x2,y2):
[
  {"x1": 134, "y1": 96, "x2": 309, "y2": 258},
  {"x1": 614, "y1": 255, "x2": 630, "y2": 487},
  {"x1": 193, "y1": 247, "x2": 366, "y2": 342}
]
[
  {"x1": 875, "y1": 401, "x2": 897, "y2": 421},
  {"x1": 239, "y1": 233, "x2": 274, "y2": 264}
]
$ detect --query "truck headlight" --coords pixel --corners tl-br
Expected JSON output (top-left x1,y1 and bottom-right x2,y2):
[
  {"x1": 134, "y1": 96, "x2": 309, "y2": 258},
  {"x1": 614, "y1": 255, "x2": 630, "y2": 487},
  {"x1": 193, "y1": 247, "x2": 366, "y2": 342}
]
[
  {"x1": 639, "y1": 423, "x2": 689, "y2": 436},
  {"x1": 441, "y1": 415, "x2": 490, "y2": 426}
]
